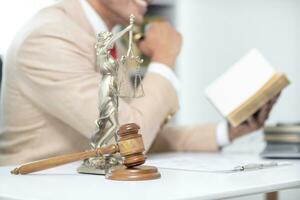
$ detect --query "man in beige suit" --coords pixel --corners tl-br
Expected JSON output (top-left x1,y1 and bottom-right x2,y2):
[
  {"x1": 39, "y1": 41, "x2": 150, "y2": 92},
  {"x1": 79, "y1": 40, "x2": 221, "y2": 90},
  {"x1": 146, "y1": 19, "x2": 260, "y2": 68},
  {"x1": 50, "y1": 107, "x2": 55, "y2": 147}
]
[{"x1": 0, "y1": 0, "x2": 277, "y2": 165}]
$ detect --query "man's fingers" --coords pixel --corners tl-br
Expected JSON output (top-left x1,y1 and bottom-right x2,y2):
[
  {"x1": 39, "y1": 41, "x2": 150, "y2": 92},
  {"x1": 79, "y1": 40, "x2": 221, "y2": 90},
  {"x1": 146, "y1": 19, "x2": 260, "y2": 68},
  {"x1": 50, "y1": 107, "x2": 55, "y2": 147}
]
[
  {"x1": 266, "y1": 100, "x2": 275, "y2": 114},
  {"x1": 138, "y1": 40, "x2": 151, "y2": 56},
  {"x1": 138, "y1": 40, "x2": 146, "y2": 49},
  {"x1": 257, "y1": 104, "x2": 269, "y2": 125},
  {"x1": 247, "y1": 116, "x2": 258, "y2": 130},
  {"x1": 263, "y1": 93, "x2": 280, "y2": 116},
  {"x1": 269, "y1": 97, "x2": 277, "y2": 106},
  {"x1": 270, "y1": 92, "x2": 281, "y2": 105},
  {"x1": 258, "y1": 93, "x2": 280, "y2": 122}
]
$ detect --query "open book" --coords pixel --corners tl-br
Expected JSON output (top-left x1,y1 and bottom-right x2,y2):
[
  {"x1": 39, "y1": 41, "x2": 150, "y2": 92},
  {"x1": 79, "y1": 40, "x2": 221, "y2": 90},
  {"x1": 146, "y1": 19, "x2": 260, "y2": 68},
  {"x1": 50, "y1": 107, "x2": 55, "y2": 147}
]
[{"x1": 205, "y1": 49, "x2": 290, "y2": 127}]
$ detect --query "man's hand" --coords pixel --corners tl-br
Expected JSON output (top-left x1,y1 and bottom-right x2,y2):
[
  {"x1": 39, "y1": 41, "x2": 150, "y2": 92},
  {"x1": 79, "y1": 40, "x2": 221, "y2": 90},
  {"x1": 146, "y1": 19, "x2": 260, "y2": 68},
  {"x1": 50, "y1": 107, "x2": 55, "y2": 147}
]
[
  {"x1": 138, "y1": 21, "x2": 182, "y2": 68},
  {"x1": 228, "y1": 94, "x2": 280, "y2": 141}
]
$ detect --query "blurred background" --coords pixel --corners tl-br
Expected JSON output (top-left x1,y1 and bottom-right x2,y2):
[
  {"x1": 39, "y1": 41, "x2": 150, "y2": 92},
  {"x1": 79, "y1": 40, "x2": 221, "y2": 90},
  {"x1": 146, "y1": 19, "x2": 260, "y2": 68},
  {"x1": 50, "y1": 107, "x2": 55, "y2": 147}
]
[
  {"x1": 177, "y1": 0, "x2": 300, "y2": 160},
  {"x1": 0, "y1": 0, "x2": 299, "y2": 199}
]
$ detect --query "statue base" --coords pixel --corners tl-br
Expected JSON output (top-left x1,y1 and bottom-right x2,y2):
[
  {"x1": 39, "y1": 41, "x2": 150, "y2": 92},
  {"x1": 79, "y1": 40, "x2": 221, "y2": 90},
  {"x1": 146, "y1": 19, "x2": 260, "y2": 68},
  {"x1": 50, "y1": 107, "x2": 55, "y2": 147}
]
[
  {"x1": 77, "y1": 165, "x2": 106, "y2": 175},
  {"x1": 77, "y1": 154, "x2": 122, "y2": 175}
]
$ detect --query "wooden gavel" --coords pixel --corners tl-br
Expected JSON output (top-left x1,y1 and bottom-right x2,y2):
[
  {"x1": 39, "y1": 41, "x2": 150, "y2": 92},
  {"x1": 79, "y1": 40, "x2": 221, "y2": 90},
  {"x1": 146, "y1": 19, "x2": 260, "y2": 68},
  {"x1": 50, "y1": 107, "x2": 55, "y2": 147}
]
[{"x1": 11, "y1": 123, "x2": 146, "y2": 175}]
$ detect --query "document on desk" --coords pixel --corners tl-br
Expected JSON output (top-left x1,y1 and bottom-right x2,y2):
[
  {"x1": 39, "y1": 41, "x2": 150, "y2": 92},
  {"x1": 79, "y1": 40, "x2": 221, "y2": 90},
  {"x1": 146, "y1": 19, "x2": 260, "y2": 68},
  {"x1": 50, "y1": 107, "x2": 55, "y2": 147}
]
[{"x1": 146, "y1": 153, "x2": 290, "y2": 173}]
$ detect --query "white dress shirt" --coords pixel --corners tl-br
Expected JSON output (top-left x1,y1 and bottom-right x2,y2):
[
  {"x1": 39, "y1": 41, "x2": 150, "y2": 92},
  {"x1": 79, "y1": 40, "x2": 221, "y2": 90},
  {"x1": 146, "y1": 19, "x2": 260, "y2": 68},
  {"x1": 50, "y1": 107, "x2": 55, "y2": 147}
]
[{"x1": 79, "y1": 0, "x2": 230, "y2": 147}]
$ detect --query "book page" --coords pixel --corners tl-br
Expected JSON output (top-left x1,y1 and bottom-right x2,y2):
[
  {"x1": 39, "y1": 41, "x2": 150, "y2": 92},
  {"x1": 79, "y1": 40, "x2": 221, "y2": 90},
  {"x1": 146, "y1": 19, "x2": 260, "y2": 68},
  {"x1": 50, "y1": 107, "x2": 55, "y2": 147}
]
[{"x1": 205, "y1": 49, "x2": 276, "y2": 116}]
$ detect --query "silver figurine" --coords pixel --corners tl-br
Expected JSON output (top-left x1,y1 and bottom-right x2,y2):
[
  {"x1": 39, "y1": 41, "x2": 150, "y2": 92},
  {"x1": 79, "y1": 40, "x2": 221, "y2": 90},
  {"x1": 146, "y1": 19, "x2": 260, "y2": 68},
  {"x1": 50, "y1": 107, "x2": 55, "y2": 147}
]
[{"x1": 77, "y1": 15, "x2": 144, "y2": 175}]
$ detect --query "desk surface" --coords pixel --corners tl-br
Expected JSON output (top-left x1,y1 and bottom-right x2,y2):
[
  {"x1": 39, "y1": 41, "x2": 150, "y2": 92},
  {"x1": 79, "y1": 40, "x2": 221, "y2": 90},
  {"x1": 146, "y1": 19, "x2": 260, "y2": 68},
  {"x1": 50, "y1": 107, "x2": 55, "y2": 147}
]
[{"x1": 0, "y1": 153, "x2": 300, "y2": 200}]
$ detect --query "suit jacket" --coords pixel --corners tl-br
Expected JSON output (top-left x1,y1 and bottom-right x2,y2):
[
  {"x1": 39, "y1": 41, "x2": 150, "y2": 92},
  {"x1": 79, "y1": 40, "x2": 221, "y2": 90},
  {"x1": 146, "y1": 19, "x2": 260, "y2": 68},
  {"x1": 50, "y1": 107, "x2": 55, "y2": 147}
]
[{"x1": 0, "y1": 0, "x2": 219, "y2": 166}]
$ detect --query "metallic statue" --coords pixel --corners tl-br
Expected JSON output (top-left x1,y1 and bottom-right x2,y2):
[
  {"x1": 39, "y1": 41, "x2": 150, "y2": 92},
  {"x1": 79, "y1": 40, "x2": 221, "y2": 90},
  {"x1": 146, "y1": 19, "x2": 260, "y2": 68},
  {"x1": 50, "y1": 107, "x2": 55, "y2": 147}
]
[
  {"x1": 77, "y1": 15, "x2": 144, "y2": 175},
  {"x1": 92, "y1": 31, "x2": 119, "y2": 149}
]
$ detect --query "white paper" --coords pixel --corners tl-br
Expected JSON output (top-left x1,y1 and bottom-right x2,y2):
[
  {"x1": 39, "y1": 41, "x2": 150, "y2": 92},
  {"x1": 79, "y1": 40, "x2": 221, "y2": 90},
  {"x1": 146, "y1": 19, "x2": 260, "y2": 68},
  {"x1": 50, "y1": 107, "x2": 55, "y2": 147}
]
[
  {"x1": 205, "y1": 49, "x2": 276, "y2": 116},
  {"x1": 146, "y1": 153, "x2": 279, "y2": 173}
]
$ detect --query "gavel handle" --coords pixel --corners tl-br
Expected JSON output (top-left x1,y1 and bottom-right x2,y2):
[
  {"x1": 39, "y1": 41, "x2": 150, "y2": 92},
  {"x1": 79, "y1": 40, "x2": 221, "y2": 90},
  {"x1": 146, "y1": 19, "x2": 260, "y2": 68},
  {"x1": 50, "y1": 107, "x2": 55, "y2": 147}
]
[{"x1": 11, "y1": 144, "x2": 119, "y2": 175}]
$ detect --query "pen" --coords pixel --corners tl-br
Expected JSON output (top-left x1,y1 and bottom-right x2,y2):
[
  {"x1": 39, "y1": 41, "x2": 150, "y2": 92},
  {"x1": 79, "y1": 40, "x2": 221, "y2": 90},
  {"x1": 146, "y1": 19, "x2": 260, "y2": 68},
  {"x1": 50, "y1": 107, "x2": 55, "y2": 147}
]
[{"x1": 234, "y1": 162, "x2": 279, "y2": 171}]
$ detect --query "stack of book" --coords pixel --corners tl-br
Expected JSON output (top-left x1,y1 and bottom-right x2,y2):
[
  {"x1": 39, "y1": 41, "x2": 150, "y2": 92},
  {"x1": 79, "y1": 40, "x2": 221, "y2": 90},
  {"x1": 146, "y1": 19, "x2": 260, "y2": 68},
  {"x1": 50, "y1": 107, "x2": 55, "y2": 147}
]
[{"x1": 261, "y1": 124, "x2": 300, "y2": 158}]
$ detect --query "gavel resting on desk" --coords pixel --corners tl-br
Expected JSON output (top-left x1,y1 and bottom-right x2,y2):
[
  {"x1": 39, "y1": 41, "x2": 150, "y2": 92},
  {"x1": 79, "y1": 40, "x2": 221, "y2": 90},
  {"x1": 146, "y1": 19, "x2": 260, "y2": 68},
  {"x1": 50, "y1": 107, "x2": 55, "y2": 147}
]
[{"x1": 11, "y1": 123, "x2": 160, "y2": 181}]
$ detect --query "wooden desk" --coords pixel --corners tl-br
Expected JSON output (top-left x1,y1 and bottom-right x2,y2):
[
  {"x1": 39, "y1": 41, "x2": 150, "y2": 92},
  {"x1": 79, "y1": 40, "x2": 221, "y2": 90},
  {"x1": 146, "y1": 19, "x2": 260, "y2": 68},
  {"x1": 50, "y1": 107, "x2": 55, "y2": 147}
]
[{"x1": 0, "y1": 153, "x2": 299, "y2": 200}]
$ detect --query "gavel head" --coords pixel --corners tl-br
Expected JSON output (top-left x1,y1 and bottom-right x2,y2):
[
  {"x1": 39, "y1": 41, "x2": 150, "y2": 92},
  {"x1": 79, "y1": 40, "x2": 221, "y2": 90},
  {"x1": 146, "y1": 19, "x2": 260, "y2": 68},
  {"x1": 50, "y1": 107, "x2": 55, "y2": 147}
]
[{"x1": 117, "y1": 123, "x2": 146, "y2": 168}]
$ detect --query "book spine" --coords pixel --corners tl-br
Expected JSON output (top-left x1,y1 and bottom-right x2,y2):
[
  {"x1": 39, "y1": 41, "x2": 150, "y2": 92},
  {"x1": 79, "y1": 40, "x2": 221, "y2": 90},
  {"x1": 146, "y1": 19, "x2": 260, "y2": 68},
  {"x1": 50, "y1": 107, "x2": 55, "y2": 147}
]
[{"x1": 265, "y1": 134, "x2": 300, "y2": 143}]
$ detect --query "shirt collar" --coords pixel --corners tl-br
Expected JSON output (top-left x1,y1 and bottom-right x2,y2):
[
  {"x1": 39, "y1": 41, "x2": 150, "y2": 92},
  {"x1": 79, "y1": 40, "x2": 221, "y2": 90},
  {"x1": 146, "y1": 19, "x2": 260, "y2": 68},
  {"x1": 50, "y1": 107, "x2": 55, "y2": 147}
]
[{"x1": 79, "y1": 0, "x2": 108, "y2": 35}]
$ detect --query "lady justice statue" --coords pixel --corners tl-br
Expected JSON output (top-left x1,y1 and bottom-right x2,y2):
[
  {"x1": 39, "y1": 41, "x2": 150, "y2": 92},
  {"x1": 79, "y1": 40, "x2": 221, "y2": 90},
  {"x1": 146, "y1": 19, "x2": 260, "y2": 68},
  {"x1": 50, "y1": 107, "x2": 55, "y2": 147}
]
[{"x1": 78, "y1": 15, "x2": 144, "y2": 175}]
